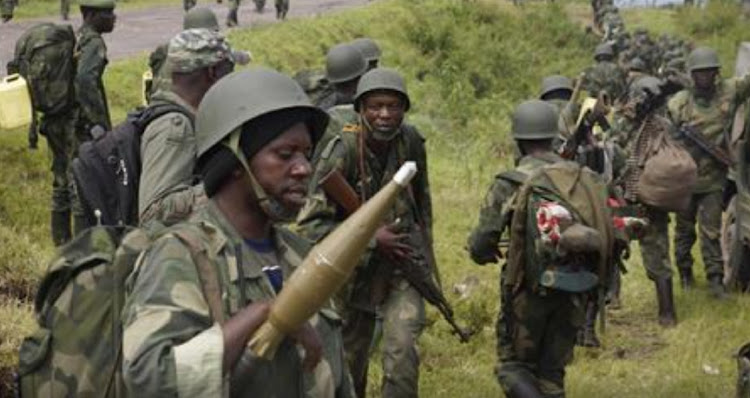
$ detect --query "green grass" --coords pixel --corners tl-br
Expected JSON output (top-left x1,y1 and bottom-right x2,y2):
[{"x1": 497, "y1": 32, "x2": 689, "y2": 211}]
[
  {"x1": 1, "y1": 0, "x2": 749, "y2": 396},
  {"x1": 6, "y1": 0, "x2": 182, "y2": 20}
]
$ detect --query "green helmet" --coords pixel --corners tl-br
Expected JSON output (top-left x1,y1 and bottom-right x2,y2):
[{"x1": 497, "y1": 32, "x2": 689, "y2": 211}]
[
  {"x1": 687, "y1": 47, "x2": 720, "y2": 72},
  {"x1": 79, "y1": 0, "x2": 115, "y2": 8},
  {"x1": 183, "y1": 7, "x2": 219, "y2": 30},
  {"x1": 350, "y1": 37, "x2": 381, "y2": 63},
  {"x1": 511, "y1": 100, "x2": 559, "y2": 140},
  {"x1": 594, "y1": 43, "x2": 614, "y2": 60},
  {"x1": 630, "y1": 76, "x2": 662, "y2": 98},
  {"x1": 325, "y1": 43, "x2": 367, "y2": 84},
  {"x1": 196, "y1": 68, "x2": 329, "y2": 158},
  {"x1": 539, "y1": 75, "x2": 573, "y2": 99},
  {"x1": 353, "y1": 68, "x2": 410, "y2": 112},
  {"x1": 628, "y1": 57, "x2": 647, "y2": 72}
]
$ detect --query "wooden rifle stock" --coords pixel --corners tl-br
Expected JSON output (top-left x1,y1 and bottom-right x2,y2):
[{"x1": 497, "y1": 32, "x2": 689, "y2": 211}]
[{"x1": 320, "y1": 168, "x2": 361, "y2": 215}]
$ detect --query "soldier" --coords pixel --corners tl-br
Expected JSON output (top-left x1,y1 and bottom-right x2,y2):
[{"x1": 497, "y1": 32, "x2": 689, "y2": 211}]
[
  {"x1": 275, "y1": 0, "x2": 289, "y2": 20},
  {"x1": 584, "y1": 43, "x2": 627, "y2": 104},
  {"x1": 538, "y1": 74, "x2": 579, "y2": 141},
  {"x1": 469, "y1": 100, "x2": 612, "y2": 397},
  {"x1": 1, "y1": 0, "x2": 12, "y2": 22},
  {"x1": 298, "y1": 68, "x2": 434, "y2": 398},
  {"x1": 227, "y1": 0, "x2": 240, "y2": 26},
  {"x1": 668, "y1": 46, "x2": 750, "y2": 298},
  {"x1": 613, "y1": 76, "x2": 678, "y2": 326},
  {"x1": 138, "y1": 29, "x2": 235, "y2": 226},
  {"x1": 626, "y1": 57, "x2": 649, "y2": 89},
  {"x1": 75, "y1": 0, "x2": 115, "y2": 137},
  {"x1": 310, "y1": 43, "x2": 369, "y2": 166},
  {"x1": 61, "y1": 0, "x2": 70, "y2": 20},
  {"x1": 122, "y1": 67, "x2": 354, "y2": 397},
  {"x1": 351, "y1": 37, "x2": 382, "y2": 71},
  {"x1": 145, "y1": 8, "x2": 226, "y2": 103}
]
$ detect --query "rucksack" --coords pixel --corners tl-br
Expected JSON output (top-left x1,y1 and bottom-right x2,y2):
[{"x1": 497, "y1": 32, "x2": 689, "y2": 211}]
[
  {"x1": 504, "y1": 161, "x2": 615, "y2": 294},
  {"x1": 16, "y1": 224, "x2": 222, "y2": 397},
  {"x1": 7, "y1": 23, "x2": 76, "y2": 115},
  {"x1": 635, "y1": 126, "x2": 697, "y2": 212},
  {"x1": 72, "y1": 103, "x2": 194, "y2": 228}
]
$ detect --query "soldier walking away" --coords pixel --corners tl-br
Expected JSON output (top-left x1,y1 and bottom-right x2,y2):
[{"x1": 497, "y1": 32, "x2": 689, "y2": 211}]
[
  {"x1": 61, "y1": 0, "x2": 70, "y2": 20},
  {"x1": 1, "y1": 0, "x2": 13, "y2": 21},
  {"x1": 668, "y1": 46, "x2": 750, "y2": 298},
  {"x1": 298, "y1": 68, "x2": 435, "y2": 398},
  {"x1": 538, "y1": 74, "x2": 580, "y2": 142},
  {"x1": 122, "y1": 67, "x2": 355, "y2": 397},
  {"x1": 469, "y1": 100, "x2": 615, "y2": 397},
  {"x1": 275, "y1": 0, "x2": 288, "y2": 20},
  {"x1": 138, "y1": 29, "x2": 235, "y2": 226},
  {"x1": 584, "y1": 43, "x2": 627, "y2": 105}
]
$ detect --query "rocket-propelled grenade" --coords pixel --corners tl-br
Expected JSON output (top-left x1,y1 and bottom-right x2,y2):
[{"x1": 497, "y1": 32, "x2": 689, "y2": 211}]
[{"x1": 247, "y1": 161, "x2": 418, "y2": 359}]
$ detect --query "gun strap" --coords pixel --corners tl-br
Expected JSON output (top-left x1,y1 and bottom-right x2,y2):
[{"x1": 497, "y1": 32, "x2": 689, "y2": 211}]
[{"x1": 173, "y1": 229, "x2": 226, "y2": 325}]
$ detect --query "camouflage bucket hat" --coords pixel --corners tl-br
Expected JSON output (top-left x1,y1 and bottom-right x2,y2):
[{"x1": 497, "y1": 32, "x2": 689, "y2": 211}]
[{"x1": 167, "y1": 28, "x2": 235, "y2": 73}]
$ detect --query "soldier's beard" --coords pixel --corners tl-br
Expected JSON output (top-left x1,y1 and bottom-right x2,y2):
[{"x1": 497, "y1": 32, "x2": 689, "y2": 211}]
[{"x1": 259, "y1": 197, "x2": 298, "y2": 223}]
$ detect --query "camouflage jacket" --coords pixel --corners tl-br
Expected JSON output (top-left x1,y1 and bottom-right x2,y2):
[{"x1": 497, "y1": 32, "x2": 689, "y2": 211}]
[
  {"x1": 467, "y1": 152, "x2": 562, "y2": 265},
  {"x1": 138, "y1": 90, "x2": 206, "y2": 226},
  {"x1": 75, "y1": 24, "x2": 111, "y2": 131},
  {"x1": 584, "y1": 60, "x2": 627, "y2": 103},
  {"x1": 297, "y1": 122, "x2": 433, "y2": 309},
  {"x1": 122, "y1": 201, "x2": 351, "y2": 397},
  {"x1": 667, "y1": 74, "x2": 750, "y2": 193}
]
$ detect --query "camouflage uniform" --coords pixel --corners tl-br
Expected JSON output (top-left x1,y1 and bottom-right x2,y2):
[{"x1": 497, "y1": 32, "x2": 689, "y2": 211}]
[
  {"x1": 122, "y1": 202, "x2": 354, "y2": 397},
  {"x1": 75, "y1": 23, "x2": 112, "y2": 135},
  {"x1": 468, "y1": 153, "x2": 586, "y2": 398},
  {"x1": 584, "y1": 60, "x2": 626, "y2": 103},
  {"x1": 61, "y1": 0, "x2": 70, "y2": 19},
  {"x1": 138, "y1": 29, "x2": 235, "y2": 226},
  {"x1": 227, "y1": 0, "x2": 240, "y2": 26},
  {"x1": 1, "y1": 0, "x2": 13, "y2": 21},
  {"x1": 667, "y1": 74, "x2": 750, "y2": 281},
  {"x1": 298, "y1": 121, "x2": 433, "y2": 398},
  {"x1": 45, "y1": 110, "x2": 79, "y2": 246}
]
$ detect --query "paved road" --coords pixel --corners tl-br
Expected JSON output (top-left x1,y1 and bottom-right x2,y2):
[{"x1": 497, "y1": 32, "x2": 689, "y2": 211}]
[{"x1": 0, "y1": 0, "x2": 368, "y2": 69}]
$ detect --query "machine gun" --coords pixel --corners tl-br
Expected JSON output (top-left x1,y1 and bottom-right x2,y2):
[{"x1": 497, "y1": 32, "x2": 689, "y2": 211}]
[{"x1": 319, "y1": 168, "x2": 472, "y2": 343}]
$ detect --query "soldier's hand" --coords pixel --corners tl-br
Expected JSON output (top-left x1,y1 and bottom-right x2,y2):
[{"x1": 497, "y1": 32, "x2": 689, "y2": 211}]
[
  {"x1": 375, "y1": 223, "x2": 413, "y2": 263},
  {"x1": 290, "y1": 322, "x2": 323, "y2": 372}
]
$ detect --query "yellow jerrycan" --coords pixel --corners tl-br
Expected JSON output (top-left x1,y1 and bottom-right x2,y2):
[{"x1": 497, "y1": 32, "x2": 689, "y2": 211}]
[
  {"x1": 141, "y1": 70, "x2": 153, "y2": 106},
  {"x1": 0, "y1": 74, "x2": 33, "y2": 130}
]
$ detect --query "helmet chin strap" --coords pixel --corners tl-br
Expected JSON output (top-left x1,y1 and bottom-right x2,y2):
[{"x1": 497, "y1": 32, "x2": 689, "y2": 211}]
[{"x1": 358, "y1": 113, "x2": 400, "y2": 142}]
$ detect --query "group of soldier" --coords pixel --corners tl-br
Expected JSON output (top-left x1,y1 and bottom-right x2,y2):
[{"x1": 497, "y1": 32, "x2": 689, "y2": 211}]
[{"x1": 7, "y1": 0, "x2": 750, "y2": 396}]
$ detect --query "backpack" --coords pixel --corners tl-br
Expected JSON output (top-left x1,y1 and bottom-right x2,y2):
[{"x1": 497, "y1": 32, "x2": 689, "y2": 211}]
[
  {"x1": 72, "y1": 103, "x2": 194, "y2": 228},
  {"x1": 7, "y1": 23, "x2": 76, "y2": 115},
  {"x1": 504, "y1": 161, "x2": 615, "y2": 294},
  {"x1": 16, "y1": 224, "x2": 222, "y2": 397},
  {"x1": 635, "y1": 127, "x2": 697, "y2": 212}
]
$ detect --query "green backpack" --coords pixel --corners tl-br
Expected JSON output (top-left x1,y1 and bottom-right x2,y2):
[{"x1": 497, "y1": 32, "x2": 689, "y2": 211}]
[
  {"x1": 7, "y1": 23, "x2": 77, "y2": 115},
  {"x1": 16, "y1": 225, "x2": 222, "y2": 397},
  {"x1": 504, "y1": 161, "x2": 615, "y2": 294}
]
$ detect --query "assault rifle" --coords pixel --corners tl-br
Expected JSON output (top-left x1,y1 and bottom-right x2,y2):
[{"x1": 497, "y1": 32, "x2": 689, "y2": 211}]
[
  {"x1": 678, "y1": 124, "x2": 734, "y2": 168},
  {"x1": 319, "y1": 168, "x2": 472, "y2": 343}
]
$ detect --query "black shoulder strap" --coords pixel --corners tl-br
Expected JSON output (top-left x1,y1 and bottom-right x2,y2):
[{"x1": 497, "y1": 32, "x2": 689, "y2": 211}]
[{"x1": 138, "y1": 103, "x2": 195, "y2": 131}]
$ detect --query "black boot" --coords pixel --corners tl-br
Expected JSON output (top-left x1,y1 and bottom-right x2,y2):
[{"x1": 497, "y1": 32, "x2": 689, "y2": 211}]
[
  {"x1": 655, "y1": 278, "x2": 677, "y2": 327},
  {"x1": 679, "y1": 268, "x2": 695, "y2": 290},
  {"x1": 51, "y1": 210, "x2": 71, "y2": 246},
  {"x1": 576, "y1": 299, "x2": 601, "y2": 348},
  {"x1": 506, "y1": 378, "x2": 544, "y2": 398},
  {"x1": 708, "y1": 275, "x2": 729, "y2": 300}
]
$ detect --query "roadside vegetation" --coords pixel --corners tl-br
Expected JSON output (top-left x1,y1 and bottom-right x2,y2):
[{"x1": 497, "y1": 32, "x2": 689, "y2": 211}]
[{"x1": 1, "y1": 0, "x2": 749, "y2": 396}]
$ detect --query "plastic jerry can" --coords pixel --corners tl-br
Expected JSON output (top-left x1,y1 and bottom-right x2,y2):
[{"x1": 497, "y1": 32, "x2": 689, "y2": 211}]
[{"x1": 0, "y1": 74, "x2": 33, "y2": 130}]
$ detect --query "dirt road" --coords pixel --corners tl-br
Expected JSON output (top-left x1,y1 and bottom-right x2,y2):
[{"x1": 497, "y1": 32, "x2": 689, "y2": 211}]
[{"x1": 0, "y1": 0, "x2": 368, "y2": 69}]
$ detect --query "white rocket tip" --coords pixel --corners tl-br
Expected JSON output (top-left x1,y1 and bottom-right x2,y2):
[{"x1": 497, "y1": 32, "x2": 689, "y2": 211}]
[{"x1": 393, "y1": 161, "x2": 417, "y2": 186}]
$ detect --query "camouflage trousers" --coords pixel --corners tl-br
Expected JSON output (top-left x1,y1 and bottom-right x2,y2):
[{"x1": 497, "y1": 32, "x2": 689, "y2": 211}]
[
  {"x1": 674, "y1": 191, "x2": 724, "y2": 279},
  {"x1": 305, "y1": 313, "x2": 356, "y2": 398},
  {"x1": 60, "y1": 0, "x2": 69, "y2": 19},
  {"x1": 638, "y1": 205, "x2": 673, "y2": 281},
  {"x1": 40, "y1": 111, "x2": 83, "y2": 246},
  {"x1": 496, "y1": 280, "x2": 585, "y2": 397},
  {"x1": 342, "y1": 277, "x2": 425, "y2": 398}
]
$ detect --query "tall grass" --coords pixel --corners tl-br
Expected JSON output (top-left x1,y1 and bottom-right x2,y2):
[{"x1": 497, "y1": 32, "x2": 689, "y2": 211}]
[{"x1": 1, "y1": 0, "x2": 749, "y2": 396}]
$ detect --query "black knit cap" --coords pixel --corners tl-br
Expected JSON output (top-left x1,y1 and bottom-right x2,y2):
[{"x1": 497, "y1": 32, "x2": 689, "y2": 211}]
[{"x1": 198, "y1": 107, "x2": 320, "y2": 197}]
